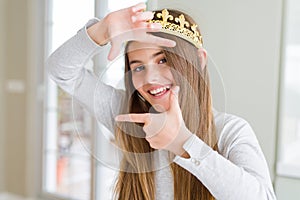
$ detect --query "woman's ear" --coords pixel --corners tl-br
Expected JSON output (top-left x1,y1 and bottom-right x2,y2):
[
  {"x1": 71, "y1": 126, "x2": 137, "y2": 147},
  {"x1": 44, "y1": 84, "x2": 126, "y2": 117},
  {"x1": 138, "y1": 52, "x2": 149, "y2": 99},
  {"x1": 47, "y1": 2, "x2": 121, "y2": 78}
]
[{"x1": 197, "y1": 48, "x2": 207, "y2": 71}]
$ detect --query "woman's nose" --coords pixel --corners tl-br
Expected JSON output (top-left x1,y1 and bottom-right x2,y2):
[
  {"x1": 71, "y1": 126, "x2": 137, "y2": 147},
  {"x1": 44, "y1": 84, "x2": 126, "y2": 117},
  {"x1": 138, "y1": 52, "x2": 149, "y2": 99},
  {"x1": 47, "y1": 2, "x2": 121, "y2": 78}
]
[{"x1": 144, "y1": 65, "x2": 160, "y2": 84}]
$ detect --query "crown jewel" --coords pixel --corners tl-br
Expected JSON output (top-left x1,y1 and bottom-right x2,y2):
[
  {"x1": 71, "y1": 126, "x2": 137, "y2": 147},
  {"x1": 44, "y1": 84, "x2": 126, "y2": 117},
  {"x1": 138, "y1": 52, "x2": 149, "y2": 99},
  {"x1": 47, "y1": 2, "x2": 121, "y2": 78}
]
[{"x1": 150, "y1": 9, "x2": 203, "y2": 48}]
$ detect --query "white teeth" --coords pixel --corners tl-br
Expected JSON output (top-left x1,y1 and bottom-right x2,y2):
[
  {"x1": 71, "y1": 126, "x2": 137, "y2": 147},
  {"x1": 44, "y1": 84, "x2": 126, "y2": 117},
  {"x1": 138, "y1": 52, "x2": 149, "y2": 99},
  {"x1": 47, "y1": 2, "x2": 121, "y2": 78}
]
[{"x1": 149, "y1": 86, "x2": 170, "y2": 95}]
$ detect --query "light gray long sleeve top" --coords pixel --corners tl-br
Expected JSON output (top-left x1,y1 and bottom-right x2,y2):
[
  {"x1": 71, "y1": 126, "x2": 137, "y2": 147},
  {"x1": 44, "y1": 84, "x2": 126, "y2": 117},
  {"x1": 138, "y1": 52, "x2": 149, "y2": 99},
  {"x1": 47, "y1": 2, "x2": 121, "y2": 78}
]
[{"x1": 46, "y1": 19, "x2": 277, "y2": 200}]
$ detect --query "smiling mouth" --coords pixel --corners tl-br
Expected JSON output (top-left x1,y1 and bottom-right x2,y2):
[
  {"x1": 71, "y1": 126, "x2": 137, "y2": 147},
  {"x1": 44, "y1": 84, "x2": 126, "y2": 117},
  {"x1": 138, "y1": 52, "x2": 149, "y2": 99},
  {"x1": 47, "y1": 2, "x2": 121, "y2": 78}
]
[{"x1": 148, "y1": 85, "x2": 171, "y2": 97}]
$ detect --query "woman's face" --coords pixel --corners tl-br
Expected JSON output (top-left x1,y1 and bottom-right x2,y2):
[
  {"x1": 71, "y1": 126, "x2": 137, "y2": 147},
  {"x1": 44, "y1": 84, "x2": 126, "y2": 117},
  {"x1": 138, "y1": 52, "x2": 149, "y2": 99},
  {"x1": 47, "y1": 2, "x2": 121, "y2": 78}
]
[{"x1": 127, "y1": 42, "x2": 176, "y2": 112}]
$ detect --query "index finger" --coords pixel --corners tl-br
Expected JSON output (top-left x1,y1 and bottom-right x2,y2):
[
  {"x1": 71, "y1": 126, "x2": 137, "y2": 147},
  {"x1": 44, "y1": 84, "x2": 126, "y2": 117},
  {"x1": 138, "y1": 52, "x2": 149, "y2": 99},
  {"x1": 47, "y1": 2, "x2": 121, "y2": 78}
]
[
  {"x1": 115, "y1": 113, "x2": 150, "y2": 123},
  {"x1": 131, "y1": 2, "x2": 147, "y2": 13},
  {"x1": 143, "y1": 33, "x2": 176, "y2": 47}
]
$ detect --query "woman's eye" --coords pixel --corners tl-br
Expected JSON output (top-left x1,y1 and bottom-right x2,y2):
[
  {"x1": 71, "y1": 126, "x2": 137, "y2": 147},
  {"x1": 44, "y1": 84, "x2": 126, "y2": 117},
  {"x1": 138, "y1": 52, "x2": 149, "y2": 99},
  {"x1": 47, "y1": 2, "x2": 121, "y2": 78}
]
[
  {"x1": 158, "y1": 58, "x2": 167, "y2": 64},
  {"x1": 133, "y1": 65, "x2": 145, "y2": 72}
]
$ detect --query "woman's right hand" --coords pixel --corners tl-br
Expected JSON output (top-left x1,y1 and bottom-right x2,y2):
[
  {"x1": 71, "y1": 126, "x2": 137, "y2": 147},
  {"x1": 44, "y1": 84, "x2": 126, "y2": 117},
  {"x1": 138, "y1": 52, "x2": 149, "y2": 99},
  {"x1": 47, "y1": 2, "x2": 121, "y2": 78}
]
[{"x1": 87, "y1": 2, "x2": 176, "y2": 61}]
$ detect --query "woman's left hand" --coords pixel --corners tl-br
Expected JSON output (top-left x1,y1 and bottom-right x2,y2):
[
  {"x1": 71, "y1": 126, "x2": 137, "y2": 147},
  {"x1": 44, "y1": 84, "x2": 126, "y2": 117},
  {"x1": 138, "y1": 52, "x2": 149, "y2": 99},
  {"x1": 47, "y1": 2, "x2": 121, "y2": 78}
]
[{"x1": 115, "y1": 86, "x2": 192, "y2": 157}]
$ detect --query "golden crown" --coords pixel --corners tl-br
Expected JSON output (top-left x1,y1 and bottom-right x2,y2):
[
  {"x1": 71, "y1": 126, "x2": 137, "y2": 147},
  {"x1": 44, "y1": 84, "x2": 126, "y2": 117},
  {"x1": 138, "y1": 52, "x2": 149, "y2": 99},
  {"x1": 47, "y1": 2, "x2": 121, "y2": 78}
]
[{"x1": 150, "y1": 9, "x2": 203, "y2": 48}]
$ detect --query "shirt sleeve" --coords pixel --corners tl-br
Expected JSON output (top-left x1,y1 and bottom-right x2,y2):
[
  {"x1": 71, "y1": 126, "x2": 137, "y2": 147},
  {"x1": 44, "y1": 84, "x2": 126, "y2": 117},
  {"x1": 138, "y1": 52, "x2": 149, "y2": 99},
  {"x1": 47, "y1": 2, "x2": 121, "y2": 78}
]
[
  {"x1": 45, "y1": 18, "x2": 124, "y2": 132},
  {"x1": 173, "y1": 115, "x2": 276, "y2": 200}
]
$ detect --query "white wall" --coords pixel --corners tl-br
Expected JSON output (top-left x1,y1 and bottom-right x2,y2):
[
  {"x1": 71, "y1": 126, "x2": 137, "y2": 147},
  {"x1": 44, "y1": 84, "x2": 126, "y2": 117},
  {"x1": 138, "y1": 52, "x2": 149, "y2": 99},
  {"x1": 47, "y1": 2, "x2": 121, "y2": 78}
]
[
  {"x1": 0, "y1": 0, "x2": 44, "y2": 196},
  {"x1": 0, "y1": 0, "x2": 6, "y2": 192},
  {"x1": 2, "y1": 0, "x2": 29, "y2": 196},
  {"x1": 154, "y1": 0, "x2": 282, "y2": 180},
  {"x1": 275, "y1": 176, "x2": 300, "y2": 200}
]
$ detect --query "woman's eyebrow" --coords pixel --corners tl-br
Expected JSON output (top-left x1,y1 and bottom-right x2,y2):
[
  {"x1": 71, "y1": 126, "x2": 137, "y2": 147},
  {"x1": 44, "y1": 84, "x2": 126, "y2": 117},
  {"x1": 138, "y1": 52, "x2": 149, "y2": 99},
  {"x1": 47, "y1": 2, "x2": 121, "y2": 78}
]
[
  {"x1": 151, "y1": 51, "x2": 164, "y2": 59},
  {"x1": 129, "y1": 60, "x2": 142, "y2": 66},
  {"x1": 129, "y1": 51, "x2": 164, "y2": 67}
]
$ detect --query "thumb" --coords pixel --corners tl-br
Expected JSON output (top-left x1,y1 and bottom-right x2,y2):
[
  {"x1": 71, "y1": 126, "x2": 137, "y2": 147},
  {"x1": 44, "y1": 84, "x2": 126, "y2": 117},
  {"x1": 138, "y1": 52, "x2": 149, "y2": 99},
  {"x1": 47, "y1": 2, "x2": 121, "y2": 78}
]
[{"x1": 169, "y1": 86, "x2": 180, "y2": 113}]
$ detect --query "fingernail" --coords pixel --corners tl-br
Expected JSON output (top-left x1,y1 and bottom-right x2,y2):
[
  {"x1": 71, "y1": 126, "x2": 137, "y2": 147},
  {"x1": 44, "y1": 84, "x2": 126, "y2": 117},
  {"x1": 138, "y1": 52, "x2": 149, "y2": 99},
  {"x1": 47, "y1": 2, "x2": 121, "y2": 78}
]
[
  {"x1": 150, "y1": 12, "x2": 155, "y2": 18},
  {"x1": 170, "y1": 40, "x2": 176, "y2": 47},
  {"x1": 173, "y1": 86, "x2": 180, "y2": 94},
  {"x1": 150, "y1": 22, "x2": 161, "y2": 28},
  {"x1": 132, "y1": 6, "x2": 137, "y2": 12},
  {"x1": 131, "y1": 16, "x2": 137, "y2": 23},
  {"x1": 115, "y1": 115, "x2": 124, "y2": 121},
  {"x1": 133, "y1": 3, "x2": 146, "y2": 12}
]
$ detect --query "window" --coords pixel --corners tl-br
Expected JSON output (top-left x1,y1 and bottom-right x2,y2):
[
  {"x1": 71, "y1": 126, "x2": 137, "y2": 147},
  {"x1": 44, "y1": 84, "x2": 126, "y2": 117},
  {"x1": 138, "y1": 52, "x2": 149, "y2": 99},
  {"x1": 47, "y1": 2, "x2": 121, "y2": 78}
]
[
  {"x1": 43, "y1": 1, "x2": 148, "y2": 200},
  {"x1": 44, "y1": 1, "x2": 95, "y2": 199},
  {"x1": 277, "y1": 0, "x2": 300, "y2": 178}
]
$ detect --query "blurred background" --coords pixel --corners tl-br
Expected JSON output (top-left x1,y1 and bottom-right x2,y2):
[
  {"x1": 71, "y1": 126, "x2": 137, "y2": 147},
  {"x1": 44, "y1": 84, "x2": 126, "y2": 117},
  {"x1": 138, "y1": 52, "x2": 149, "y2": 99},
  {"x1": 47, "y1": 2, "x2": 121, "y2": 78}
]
[{"x1": 0, "y1": 0, "x2": 300, "y2": 199}]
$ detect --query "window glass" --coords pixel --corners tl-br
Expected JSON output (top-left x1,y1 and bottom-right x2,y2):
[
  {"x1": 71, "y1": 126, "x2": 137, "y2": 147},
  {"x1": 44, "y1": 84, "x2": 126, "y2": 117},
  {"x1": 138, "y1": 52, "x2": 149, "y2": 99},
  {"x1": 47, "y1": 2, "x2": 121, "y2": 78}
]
[
  {"x1": 277, "y1": 0, "x2": 300, "y2": 178},
  {"x1": 44, "y1": 1, "x2": 94, "y2": 199}
]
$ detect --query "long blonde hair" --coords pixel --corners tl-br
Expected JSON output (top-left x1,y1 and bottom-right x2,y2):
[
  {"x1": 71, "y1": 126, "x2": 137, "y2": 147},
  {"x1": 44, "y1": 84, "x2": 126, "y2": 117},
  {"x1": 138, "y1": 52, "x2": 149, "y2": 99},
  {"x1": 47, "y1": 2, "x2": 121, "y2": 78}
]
[{"x1": 114, "y1": 9, "x2": 218, "y2": 200}]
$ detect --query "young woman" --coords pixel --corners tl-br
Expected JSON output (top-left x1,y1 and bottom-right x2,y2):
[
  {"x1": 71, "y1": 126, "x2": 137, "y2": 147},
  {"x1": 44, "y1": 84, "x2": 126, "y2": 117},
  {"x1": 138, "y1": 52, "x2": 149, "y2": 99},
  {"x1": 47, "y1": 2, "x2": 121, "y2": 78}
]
[{"x1": 46, "y1": 3, "x2": 276, "y2": 200}]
